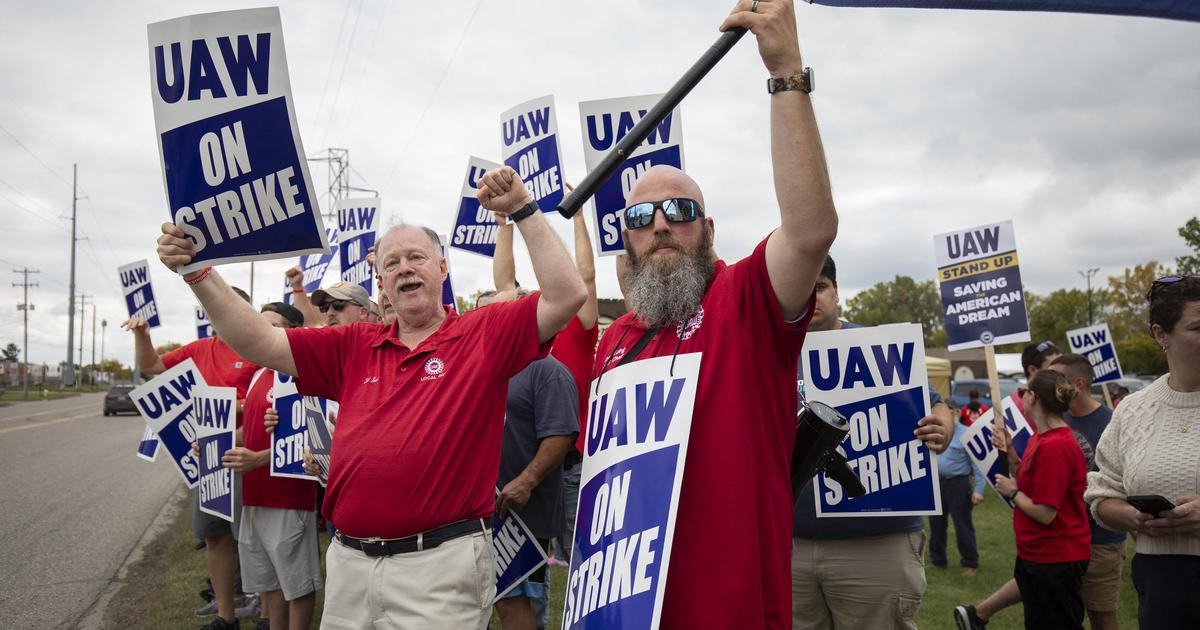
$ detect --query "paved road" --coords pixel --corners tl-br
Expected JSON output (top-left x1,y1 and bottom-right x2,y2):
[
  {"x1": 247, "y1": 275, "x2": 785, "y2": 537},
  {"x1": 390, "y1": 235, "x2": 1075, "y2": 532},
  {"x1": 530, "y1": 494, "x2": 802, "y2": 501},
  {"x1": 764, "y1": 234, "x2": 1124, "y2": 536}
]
[{"x1": 0, "y1": 393, "x2": 179, "y2": 629}]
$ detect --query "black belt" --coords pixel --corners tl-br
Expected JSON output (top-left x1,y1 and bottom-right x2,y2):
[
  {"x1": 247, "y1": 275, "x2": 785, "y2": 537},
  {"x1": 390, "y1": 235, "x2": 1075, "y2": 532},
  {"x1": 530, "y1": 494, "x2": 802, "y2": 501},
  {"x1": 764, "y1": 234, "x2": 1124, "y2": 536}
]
[{"x1": 336, "y1": 519, "x2": 486, "y2": 557}]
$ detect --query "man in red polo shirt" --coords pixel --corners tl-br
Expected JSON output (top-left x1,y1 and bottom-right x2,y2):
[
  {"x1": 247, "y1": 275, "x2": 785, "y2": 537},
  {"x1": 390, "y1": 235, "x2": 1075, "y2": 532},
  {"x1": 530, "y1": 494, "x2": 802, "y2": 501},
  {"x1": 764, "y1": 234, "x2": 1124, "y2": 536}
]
[
  {"x1": 154, "y1": 165, "x2": 585, "y2": 629},
  {"x1": 122, "y1": 286, "x2": 260, "y2": 630},
  {"x1": 584, "y1": 3, "x2": 837, "y2": 627}
]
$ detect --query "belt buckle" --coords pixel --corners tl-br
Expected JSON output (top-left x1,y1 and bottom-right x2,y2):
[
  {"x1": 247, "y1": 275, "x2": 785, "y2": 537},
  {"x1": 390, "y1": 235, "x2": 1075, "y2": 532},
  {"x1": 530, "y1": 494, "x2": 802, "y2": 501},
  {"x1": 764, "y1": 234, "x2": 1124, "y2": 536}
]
[{"x1": 360, "y1": 536, "x2": 389, "y2": 558}]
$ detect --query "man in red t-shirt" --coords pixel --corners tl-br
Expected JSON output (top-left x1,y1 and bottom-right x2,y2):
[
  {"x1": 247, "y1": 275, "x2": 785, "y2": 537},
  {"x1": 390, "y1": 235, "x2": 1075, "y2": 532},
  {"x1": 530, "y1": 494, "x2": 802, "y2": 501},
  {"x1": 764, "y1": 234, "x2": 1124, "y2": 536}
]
[
  {"x1": 154, "y1": 167, "x2": 586, "y2": 628},
  {"x1": 960, "y1": 390, "x2": 990, "y2": 426},
  {"x1": 122, "y1": 286, "x2": 260, "y2": 630},
  {"x1": 583, "y1": 4, "x2": 837, "y2": 626},
  {"x1": 488, "y1": 201, "x2": 601, "y2": 567},
  {"x1": 218, "y1": 302, "x2": 321, "y2": 630}
]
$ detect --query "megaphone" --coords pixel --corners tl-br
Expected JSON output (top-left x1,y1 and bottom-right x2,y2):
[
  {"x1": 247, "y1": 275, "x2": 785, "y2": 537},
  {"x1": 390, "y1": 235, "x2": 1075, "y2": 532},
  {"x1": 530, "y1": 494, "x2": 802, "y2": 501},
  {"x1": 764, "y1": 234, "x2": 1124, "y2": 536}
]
[{"x1": 791, "y1": 400, "x2": 867, "y2": 501}]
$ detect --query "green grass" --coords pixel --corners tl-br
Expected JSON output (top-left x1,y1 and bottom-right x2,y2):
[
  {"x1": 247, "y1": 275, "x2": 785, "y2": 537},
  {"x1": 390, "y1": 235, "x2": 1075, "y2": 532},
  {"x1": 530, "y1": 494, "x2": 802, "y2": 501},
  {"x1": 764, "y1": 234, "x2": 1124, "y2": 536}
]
[
  {"x1": 0, "y1": 385, "x2": 107, "y2": 402},
  {"x1": 123, "y1": 491, "x2": 1137, "y2": 629}
]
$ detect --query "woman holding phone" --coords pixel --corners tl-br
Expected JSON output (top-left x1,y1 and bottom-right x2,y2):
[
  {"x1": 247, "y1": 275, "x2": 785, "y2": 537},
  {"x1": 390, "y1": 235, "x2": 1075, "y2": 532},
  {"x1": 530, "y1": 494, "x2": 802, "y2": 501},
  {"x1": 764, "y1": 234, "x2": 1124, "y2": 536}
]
[
  {"x1": 1086, "y1": 275, "x2": 1200, "y2": 629},
  {"x1": 993, "y1": 370, "x2": 1092, "y2": 629}
]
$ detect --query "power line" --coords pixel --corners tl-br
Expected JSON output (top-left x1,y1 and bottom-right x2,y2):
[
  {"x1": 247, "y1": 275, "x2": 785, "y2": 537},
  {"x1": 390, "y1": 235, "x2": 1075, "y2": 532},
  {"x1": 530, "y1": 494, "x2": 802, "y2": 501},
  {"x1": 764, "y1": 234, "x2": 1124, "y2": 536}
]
[
  {"x1": 379, "y1": 0, "x2": 485, "y2": 193},
  {"x1": 307, "y1": 1, "x2": 354, "y2": 143},
  {"x1": 0, "y1": 122, "x2": 72, "y2": 185},
  {"x1": 338, "y1": 0, "x2": 391, "y2": 141},
  {"x1": 318, "y1": 0, "x2": 366, "y2": 149}
]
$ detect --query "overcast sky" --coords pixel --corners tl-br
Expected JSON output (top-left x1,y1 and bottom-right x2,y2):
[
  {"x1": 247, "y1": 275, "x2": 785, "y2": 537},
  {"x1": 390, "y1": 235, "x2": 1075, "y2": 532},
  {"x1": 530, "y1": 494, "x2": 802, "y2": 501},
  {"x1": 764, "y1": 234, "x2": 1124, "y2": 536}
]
[{"x1": 1, "y1": 0, "x2": 1197, "y2": 368}]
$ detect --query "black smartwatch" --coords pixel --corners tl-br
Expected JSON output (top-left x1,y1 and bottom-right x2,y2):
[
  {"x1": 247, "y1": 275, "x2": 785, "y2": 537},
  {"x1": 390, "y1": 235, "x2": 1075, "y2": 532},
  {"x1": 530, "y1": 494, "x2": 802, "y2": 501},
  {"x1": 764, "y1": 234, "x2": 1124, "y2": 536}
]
[
  {"x1": 1008, "y1": 488, "x2": 1020, "y2": 501},
  {"x1": 509, "y1": 200, "x2": 539, "y2": 223}
]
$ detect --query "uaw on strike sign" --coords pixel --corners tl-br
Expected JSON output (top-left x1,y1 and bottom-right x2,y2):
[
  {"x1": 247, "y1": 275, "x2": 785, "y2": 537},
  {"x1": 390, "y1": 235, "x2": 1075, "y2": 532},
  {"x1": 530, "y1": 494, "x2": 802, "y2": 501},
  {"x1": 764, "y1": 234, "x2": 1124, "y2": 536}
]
[
  {"x1": 803, "y1": 324, "x2": 941, "y2": 516},
  {"x1": 565, "y1": 354, "x2": 700, "y2": 629},
  {"x1": 934, "y1": 220, "x2": 1031, "y2": 351},
  {"x1": 148, "y1": 8, "x2": 329, "y2": 274}
]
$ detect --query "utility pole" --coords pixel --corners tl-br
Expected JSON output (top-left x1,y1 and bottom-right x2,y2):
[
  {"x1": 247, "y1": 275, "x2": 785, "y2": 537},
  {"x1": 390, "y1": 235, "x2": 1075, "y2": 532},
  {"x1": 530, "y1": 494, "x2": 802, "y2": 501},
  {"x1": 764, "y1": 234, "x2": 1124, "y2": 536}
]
[
  {"x1": 77, "y1": 293, "x2": 90, "y2": 388},
  {"x1": 65, "y1": 164, "x2": 79, "y2": 387},
  {"x1": 1078, "y1": 267, "x2": 1100, "y2": 326},
  {"x1": 100, "y1": 319, "x2": 107, "y2": 384},
  {"x1": 13, "y1": 268, "x2": 39, "y2": 399},
  {"x1": 90, "y1": 303, "x2": 97, "y2": 385}
]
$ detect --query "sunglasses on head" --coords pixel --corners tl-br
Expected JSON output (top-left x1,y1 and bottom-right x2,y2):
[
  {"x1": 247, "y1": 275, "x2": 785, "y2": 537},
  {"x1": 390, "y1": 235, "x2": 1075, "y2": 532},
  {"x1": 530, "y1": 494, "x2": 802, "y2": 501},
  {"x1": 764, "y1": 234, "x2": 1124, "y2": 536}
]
[
  {"x1": 622, "y1": 198, "x2": 703, "y2": 230},
  {"x1": 1146, "y1": 275, "x2": 1199, "y2": 301},
  {"x1": 1035, "y1": 340, "x2": 1057, "y2": 354},
  {"x1": 319, "y1": 299, "x2": 351, "y2": 314}
]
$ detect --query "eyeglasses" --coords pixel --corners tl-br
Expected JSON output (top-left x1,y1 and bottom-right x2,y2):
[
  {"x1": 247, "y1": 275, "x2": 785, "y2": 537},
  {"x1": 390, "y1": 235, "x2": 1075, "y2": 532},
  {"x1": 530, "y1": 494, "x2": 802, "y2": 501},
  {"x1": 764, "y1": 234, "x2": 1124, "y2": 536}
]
[
  {"x1": 1035, "y1": 340, "x2": 1057, "y2": 354},
  {"x1": 319, "y1": 299, "x2": 350, "y2": 314},
  {"x1": 622, "y1": 198, "x2": 703, "y2": 230},
  {"x1": 1146, "y1": 275, "x2": 1198, "y2": 301}
]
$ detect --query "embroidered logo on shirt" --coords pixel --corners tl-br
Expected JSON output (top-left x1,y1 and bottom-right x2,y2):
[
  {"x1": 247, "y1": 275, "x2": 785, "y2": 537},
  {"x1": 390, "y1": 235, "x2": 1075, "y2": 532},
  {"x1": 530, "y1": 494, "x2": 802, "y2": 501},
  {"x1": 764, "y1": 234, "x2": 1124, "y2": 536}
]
[
  {"x1": 609, "y1": 346, "x2": 627, "y2": 364},
  {"x1": 362, "y1": 376, "x2": 380, "y2": 384},
  {"x1": 234, "y1": 361, "x2": 244, "y2": 368},
  {"x1": 421, "y1": 357, "x2": 446, "y2": 381},
  {"x1": 676, "y1": 306, "x2": 705, "y2": 341}
]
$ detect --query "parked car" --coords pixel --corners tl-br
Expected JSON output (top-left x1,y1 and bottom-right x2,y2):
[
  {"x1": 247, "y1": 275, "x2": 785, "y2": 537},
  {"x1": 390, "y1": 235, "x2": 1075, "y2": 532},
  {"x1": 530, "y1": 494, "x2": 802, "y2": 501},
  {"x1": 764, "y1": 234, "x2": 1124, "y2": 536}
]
[
  {"x1": 949, "y1": 378, "x2": 1023, "y2": 409},
  {"x1": 1091, "y1": 377, "x2": 1149, "y2": 405},
  {"x1": 103, "y1": 384, "x2": 137, "y2": 416}
]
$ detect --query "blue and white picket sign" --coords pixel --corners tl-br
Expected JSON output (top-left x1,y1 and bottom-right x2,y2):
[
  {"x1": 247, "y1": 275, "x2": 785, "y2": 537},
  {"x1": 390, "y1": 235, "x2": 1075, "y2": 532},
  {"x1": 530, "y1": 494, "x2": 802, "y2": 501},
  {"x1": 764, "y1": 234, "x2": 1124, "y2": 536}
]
[
  {"x1": 438, "y1": 233, "x2": 458, "y2": 312},
  {"x1": 450, "y1": 157, "x2": 504, "y2": 258},
  {"x1": 270, "y1": 371, "x2": 320, "y2": 481},
  {"x1": 118, "y1": 259, "x2": 161, "y2": 328},
  {"x1": 492, "y1": 489, "x2": 549, "y2": 602},
  {"x1": 195, "y1": 306, "x2": 213, "y2": 339},
  {"x1": 131, "y1": 358, "x2": 207, "y2": 487},
  {"x1": 193, "y1": 384, "x2": 237, "y2": 523},
  {"x1": 564, "y1": 353, "x2": 701, "y2": 630},
  {"x1": 285, "y1": 227, "x2": 338, "y2": 305},
  {"x1": 501, "y1": 95, "x2": 565, "y2": 213},
  {"x1": 137, "y1": 424, "x2": 160, "y2": 462},
  {"x1": 959, "y1": 399, "x2": 1033, "y2": 508},
  {"x1": 806, "y1": 1, "x2": 1199, "y2": 22},
  {"x1": 802, "y1": 324, "x2": 941, "y2": 517},
  {"x1": 148, "y1": 8, "x2": 330, "y2": 274},
  {"x1": 337, "y1": 197, "x2": 380, "y2": 296},
  {"x1": 1067, "y1": 323, "x2": 1124, "y2": 384},
  {"x1": 579, "y1": 95, "x2": 685, "y2": 257},
  {"x1": 934, "y1": 220, "x2": 1031, "y2": 351},
  {"x1": 305, "y1": 397, "x2": 335, "y2": 486}
]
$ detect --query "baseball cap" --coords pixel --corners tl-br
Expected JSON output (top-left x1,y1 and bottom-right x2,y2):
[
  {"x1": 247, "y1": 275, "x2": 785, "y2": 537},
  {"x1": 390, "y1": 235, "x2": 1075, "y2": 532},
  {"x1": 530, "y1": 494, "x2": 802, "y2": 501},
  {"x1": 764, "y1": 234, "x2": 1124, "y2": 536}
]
[{"x1": 311, "y1": 282, "x2": 371, "y2": 308}]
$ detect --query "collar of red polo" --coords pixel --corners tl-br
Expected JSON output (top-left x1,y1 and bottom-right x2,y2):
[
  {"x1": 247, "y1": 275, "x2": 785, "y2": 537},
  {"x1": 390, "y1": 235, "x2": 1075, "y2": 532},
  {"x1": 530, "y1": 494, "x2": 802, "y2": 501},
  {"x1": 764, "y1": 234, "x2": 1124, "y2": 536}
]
[{"x1": 370, "y1": 305, "x2": 464, "y2": 349}]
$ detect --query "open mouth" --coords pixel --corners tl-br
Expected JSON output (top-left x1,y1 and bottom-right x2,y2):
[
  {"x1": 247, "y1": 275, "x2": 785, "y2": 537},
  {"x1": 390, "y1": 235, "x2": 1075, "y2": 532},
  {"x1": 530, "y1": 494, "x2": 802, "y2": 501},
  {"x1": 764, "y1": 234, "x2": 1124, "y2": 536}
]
[{"x1": 399, "y1": 280, "x2": 423, "y2": 293}]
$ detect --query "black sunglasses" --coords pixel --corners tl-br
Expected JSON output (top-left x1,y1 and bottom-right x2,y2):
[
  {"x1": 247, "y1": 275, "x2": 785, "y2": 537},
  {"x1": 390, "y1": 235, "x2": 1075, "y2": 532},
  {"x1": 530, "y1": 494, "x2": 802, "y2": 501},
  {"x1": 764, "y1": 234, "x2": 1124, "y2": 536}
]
[
  {"x1": 1035, "y1": 340, "x2": 1057, "y2": 354},
  {"x1": 1146, "y1": 275, "x2": 1198, "y2": 301},
  {"x1": 319, "y1": 299, "x2": 350, "y2": 314},
  {"x1": 622, "y1": 198, "x2": 703, "y2": 230}
]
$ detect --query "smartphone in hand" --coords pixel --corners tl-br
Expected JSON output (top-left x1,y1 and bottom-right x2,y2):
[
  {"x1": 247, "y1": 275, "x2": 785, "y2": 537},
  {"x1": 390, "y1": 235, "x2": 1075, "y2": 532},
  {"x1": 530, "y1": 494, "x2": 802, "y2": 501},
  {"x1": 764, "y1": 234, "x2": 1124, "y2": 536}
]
[{"x1": 1127, "y1": 495, "x2": 1175, "y2": 517}]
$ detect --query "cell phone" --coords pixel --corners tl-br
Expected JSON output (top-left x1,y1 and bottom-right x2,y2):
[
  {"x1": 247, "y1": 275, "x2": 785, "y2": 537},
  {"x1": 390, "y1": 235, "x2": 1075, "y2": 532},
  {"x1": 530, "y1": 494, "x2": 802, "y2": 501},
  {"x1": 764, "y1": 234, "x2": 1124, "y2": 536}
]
[{"x1": 1127, "y1": 495, "x2": 1175, "y2": 516}]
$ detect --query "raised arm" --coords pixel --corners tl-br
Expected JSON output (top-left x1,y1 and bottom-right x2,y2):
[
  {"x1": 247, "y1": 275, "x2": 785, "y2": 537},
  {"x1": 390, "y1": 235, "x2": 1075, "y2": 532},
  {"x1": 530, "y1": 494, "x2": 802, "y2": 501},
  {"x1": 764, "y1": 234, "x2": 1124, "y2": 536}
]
[
  {"x1": 492, "y1": 215, "x2": 519, "y2": 302},
  {"x1": 722, "y1": 0, "x2": 837, "y2": 321},
  {"x1": 572, "y1": 212, "x2": 599, "y2": 329},
  {"x1": 156, "y1": 223, "x2": 298, "y2": 376},
  {"x1": 285, "y1": 265, "x2": 322, "y2": 326},
  {"x1": 478, "y1": 168, "x2": 586, "y2": 343},
  {"x1": 121, "y1": 317, "x2": 166, "y2": 375}
]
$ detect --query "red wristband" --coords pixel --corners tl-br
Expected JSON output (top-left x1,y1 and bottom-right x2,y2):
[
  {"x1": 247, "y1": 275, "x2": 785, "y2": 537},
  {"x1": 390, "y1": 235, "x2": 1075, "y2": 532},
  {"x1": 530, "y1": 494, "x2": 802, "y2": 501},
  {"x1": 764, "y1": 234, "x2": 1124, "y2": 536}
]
[
  {"x1": 184, "y1": 267, "x2": 213, "y2": 286},
  {"x1": 291, "y1": 288, "x2": 306, "y2": 294}
]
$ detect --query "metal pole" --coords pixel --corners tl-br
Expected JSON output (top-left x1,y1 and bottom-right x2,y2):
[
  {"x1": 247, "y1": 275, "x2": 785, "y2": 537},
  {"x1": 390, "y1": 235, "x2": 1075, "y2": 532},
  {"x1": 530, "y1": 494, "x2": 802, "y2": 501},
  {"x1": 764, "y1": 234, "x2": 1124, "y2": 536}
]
[
  {"x1": 65, "y1": 164, "x2": 78, "y2": 387},
  {"x1": 100, "y1": 319, "x2": 107, "y2": 384},
  {"x1": 13, "y1": 268, "x2": 38, "y2": 399},
  {"x1": 1078, "y1": 267, "x2": 1100, "y2": 325},
  {"x1": 90, "y1": 303, "x2": 96, "y2": 385},
  {"x1": 77, "y1": 293, "x2": 90, "y2": 388},
  {"x1": 557, "y1": 27, "x2": 748, "y2": 218}
]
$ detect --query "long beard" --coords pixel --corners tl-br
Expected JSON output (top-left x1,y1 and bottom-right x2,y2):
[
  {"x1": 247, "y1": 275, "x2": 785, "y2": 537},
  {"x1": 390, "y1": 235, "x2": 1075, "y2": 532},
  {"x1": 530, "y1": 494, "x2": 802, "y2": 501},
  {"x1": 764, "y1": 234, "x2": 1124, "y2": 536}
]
[{"x1": 625, "y1": 231, "x2": 715, "y2": 328}]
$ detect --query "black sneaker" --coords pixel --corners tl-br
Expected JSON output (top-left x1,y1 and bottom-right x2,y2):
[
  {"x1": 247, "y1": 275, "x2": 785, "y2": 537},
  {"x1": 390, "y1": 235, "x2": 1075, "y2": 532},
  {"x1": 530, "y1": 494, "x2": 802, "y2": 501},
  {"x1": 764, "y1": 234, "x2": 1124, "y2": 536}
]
[
  {"x1": 254, "y1": 619, "x2": 270, "y2": 630},
  {"x1": 198, "y1": 615, "x2": 238, "y2": 630},
  {"x1": 954, "y1": 604, "x2": 986, "y2": 630}
]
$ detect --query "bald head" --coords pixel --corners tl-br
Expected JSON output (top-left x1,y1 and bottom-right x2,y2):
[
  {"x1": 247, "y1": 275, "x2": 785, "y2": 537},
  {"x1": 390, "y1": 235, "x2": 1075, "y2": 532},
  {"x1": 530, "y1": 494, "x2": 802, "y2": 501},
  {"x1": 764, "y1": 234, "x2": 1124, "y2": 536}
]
[
  {"x1": 375, "y1": 224, "x2": 443, "y2": 271},
  {"x1": 627, "y1": 165, "x2": 705, "y2": 209}
]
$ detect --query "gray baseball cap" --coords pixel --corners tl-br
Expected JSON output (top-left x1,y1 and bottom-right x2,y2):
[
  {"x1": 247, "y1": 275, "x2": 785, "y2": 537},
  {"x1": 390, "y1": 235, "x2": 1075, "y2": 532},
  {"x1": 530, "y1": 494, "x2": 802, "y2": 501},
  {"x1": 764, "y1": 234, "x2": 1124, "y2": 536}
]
[{"x1": 310, "y1": 282, "x2": 371, "y2": 308}]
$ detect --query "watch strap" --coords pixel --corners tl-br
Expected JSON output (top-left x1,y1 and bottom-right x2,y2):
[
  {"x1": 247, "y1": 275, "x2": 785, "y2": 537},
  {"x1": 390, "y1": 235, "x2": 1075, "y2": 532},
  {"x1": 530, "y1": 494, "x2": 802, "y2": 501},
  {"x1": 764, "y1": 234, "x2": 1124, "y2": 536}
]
[
  {"x1": 509, "y1": 200, "x2": 539, "y2": 223},
  {"x1": 767, "y1": 67, "x2": 814, "y2": 95}
]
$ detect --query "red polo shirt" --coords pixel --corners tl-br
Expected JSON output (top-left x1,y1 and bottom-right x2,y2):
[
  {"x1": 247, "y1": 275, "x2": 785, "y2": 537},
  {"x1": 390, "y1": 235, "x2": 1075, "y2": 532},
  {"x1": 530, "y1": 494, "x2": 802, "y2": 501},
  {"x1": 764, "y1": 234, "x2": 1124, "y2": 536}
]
[
  {"x1": 550, "y1": 316, "x2": 598, "y2": 454},
  {"x1": 162, "y1": 337, "x2": 259, "y2": 399},
  {"x1": 241, "y1": 369, "x2": 318, "y2": 511},
  {"x1": 1014, "y1": 427, "x2": 1091, "y2": 563},
  {"x1": 592, "y1": 238, "x2": 813, "y2": 630},
  {"x1": 285, "y1": 295, "x2": 548, "y2": 538}
]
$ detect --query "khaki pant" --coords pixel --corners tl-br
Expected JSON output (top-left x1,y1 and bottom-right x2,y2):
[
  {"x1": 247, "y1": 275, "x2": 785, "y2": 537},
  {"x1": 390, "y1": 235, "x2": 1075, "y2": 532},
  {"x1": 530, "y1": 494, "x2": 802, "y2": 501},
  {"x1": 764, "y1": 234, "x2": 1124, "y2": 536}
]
[
  {"x1": 1082, "y1": 541, "x2": 1126, "y2": 613},
  {"x1": 792, "y1": 531, "x2": 927, "y2": 630},
  {"x1": 320, "y1": 530, "x2": 494, "y2": 630}
]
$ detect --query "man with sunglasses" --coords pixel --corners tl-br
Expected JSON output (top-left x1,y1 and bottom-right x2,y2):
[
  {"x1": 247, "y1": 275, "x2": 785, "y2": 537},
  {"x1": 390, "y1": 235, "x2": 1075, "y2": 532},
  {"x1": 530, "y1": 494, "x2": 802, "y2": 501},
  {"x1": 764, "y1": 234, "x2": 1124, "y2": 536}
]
[
  {"x1": 587, "y1": 2, "x2": 837, "y2": 627},
  {"x1": 309, "y1": 282, "x2": 374, "y2": 328}
]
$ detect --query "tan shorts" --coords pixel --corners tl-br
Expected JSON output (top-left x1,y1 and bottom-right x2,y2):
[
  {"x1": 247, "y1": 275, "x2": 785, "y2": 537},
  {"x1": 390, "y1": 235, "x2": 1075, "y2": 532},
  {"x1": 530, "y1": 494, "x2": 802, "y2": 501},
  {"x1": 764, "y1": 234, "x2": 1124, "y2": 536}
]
[
  {"x1": 321, "y1": 527, "x2": 493, "y2": 630},
  {"x1": 1082, "y1": 540, "x2": 1126, "y2": 613}
]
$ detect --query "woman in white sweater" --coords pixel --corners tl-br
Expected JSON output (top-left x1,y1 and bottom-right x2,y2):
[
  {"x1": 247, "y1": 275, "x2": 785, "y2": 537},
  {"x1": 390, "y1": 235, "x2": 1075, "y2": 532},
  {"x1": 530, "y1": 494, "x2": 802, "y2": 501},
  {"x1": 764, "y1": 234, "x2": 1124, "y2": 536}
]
[{"x1": 1084, "y1": 275, "x2": 1200, "y2": 629}]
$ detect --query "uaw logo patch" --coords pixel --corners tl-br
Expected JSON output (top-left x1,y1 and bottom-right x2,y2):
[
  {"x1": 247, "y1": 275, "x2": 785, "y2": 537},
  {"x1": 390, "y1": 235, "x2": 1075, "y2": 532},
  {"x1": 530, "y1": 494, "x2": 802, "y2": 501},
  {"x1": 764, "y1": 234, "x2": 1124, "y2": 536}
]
[
  {"x1": 676, "y1": 306, "x2": 705, "y2": 341},
  {"x1": 421, "y1": 356, "x2": 446, "y2": 382}
]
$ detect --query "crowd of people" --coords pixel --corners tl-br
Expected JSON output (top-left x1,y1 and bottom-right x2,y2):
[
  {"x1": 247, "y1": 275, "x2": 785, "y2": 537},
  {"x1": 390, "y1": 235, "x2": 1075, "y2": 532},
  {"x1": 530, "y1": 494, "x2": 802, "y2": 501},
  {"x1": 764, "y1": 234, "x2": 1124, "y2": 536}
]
[{"x1": 120, "y1": 2, "x2": 1200, "y2": 628}]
